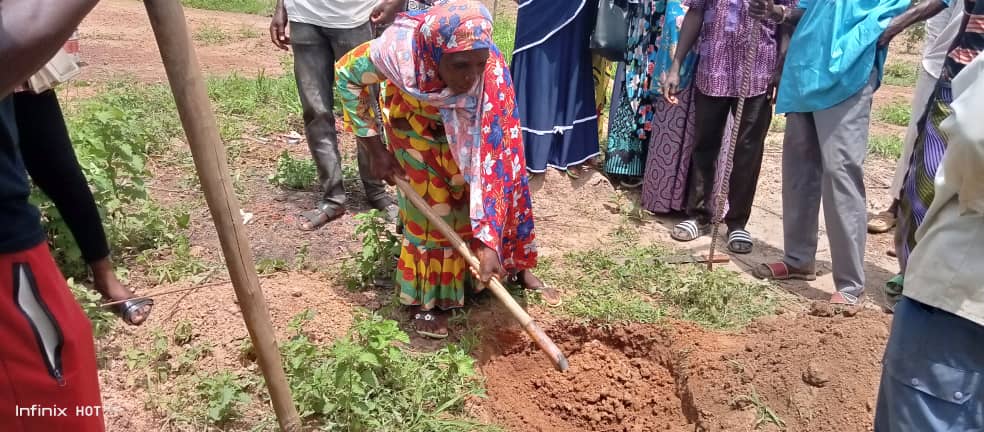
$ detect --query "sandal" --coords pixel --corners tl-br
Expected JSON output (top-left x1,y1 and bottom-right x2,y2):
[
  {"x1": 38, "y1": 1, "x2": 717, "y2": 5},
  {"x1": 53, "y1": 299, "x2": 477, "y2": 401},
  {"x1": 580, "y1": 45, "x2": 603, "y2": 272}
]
[
  {"x1": 298, "y1": 205, "x2": 345, "y2": 231},
  {"x1": 867, "y1": 210, "x2": 896, "y2": 234},
  {"x1": 412, "y1": 308, "x2": 449, "y2": 339},
  {"x1": 671, "y1": 220, "x2": 709, "y2": 242},
  {"x1": 753, "y1": 261, "x2": 817, "y2": 281},
  {"x1": 113, "y1": 298, "x2": 155, "y2": 326},
  {"x1": 619, "y1": 178, "x2": 644, "y2": 189},
  {"x1": 830, "y1": 290, "x2": 862, "y2": 306},
  {"x1": 727, "y1": 229, "x2": 754, "y2": 254}
]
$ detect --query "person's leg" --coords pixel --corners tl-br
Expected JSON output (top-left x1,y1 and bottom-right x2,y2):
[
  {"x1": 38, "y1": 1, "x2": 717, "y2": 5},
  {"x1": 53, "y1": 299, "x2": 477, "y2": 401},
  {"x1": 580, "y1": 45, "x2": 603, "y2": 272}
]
[
  {"x1": 813, "y1": 74, "x2": 875, "y2": 301},
  {"x1": 874, "y1": 297, "x2": 984, "y2": 431},
  {"x1": 290, "y1": 22, "x2": 347, "y2": 228},
  {"x1": 723, "y1": 93, "x2": 771, "y2": 252},
  {"x1": 0, "y1": 243, "x2": 104, "y2": 431},
  {"x1": 779, "y1": 112, "x2": 822, "y2": 273},
  {"x1": 675, "y1": 92, "x2": 731, "y2": 241},
  {"x1": 873, "y1": 67, "x2": 939, "y2": 233},
  {"x1": 325, "y1": 23, "x2": 394, "y2": 211},
  {"x1": 13, "y1": 90, "x2": 151, "y2": 324}
]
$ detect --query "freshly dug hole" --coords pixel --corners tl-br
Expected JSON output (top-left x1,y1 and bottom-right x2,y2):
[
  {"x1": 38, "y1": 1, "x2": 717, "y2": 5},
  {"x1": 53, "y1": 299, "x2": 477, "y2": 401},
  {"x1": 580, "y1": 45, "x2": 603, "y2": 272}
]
[{"x1": 479, "y1": 322, "x2": 697, "y2": 432}]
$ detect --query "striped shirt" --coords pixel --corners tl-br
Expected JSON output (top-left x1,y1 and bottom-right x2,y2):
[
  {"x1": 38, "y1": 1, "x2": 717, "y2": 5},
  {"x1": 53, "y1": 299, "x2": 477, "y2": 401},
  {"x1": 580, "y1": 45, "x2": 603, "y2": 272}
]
[{"x1": 942, "y1": 0, "x2": 984, "y2": 80}]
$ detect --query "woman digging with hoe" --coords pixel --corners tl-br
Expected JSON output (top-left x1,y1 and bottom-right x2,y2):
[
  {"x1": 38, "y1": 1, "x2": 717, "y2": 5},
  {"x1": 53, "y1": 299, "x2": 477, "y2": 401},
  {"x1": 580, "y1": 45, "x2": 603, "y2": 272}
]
[{"x1": 335, "y1": 0, "x2": 561, "y2": 339}]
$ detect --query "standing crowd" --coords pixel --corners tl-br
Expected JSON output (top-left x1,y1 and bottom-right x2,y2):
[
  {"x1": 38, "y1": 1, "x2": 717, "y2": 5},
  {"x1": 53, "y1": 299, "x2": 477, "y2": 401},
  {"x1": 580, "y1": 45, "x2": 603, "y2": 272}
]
[{"x1": 2, "y1": 0, "x2": 982, "y2": 430}]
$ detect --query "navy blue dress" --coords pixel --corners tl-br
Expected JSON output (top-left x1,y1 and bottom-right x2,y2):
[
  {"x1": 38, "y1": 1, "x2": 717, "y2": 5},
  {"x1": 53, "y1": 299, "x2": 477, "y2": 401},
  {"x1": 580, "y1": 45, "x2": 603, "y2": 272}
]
[{"x1": 512, "y1": 0, "x2": 600, "y2": 173}]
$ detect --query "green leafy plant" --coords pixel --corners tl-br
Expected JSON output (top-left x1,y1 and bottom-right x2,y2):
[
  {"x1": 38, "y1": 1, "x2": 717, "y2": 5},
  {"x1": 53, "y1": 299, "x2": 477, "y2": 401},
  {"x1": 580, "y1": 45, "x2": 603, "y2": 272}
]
[
  {"x1": 256, "y1": 257, "x2": 289, "y2": 274},
  {"x1": 347, "y1": 210, "x2": 400, "y2": 290},
  {"x1": 869, "y1": 134, "x2": 904, "y2": 159},
  {"x1": 281, "y1": 310, "x2": 497, "y2": 431},
  {"x1": 876, "y1": 100, "x2": 912, "y2": 127},
  {"x1": 196, "y1": 371, "x2": 253, "y2": 425},
  {"x1": 269, "y1": 150, "x2": 318, "y2": 190},
  {"x1": 68, "y1": 278, "x2": 117, "y2": 339},
  {"x1": 903, "y1": 22, "x2": 926, "y2": 54},
  {"x1": 137, "y1": 235, "x2": 211, "y2": 283},
  {"x1": 193, "y1": 23, "x2": 231, "y2": 45},
  {"x1": 884, "y1": 62, "x2": 919, "y2": 87},
  {"x1": 181, "y1": 0, "x2": 276, "y2": 15}
]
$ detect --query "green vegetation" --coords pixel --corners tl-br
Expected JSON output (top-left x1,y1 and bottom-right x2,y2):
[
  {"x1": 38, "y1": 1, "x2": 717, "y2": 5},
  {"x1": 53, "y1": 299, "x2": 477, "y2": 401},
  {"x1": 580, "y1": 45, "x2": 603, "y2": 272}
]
[
  {"x1": 281, "y1": 310, "x2": 498, "y2": 431},
  {"x1": 884, "y1": 62, "x2": 919, "y2": 87},
  {"x1": 735, "y1": 386, "x2": 787, "y2": 430},
  {"x1": 69, "y1": 278, "x2": 118, "y2": 339},
  {"x1": 346, "y1": 210, "x2": 401, "y2": 290},
  {"x1": 193, "y1": 23, "x2": 232, "y2": 45},
  {"x1": 770, "y1": 114, "x2": 787, "y2": 134},
  {"x1": 902, "y1": 22, "x2": 926, "y2": 54},
  {"x1": 269, "y1": 150, "x2": 318, "y2": 189},
  {"x1": 492, "y1": 15, "x2": 517, "y2": 64},
  {"x1": 543, "y1": 233, "x2": 776, "y2": 329},
  {"x1": 876, "y1": 100, "x2": 912, "y2": 127},
  {"x1": 181, "y1": 0, "x2": 276, "y2": 15},
  {"x1": 869, "y1": 133, "x2": 904, "y2": 159},
  {"x1": 196, "y1": 371, "x2": 254, "y2": 425}
]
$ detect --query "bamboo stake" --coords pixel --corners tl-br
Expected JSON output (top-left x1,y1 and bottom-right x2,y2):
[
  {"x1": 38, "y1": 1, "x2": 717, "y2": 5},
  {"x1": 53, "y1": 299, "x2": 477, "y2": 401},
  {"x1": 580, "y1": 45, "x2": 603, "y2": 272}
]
[
  {"x1": 393, "y1": 177, "x2": 569, "y2": 372},
  {"x1": 140, "y1": 1, "x2": 301, "y2": 429}
]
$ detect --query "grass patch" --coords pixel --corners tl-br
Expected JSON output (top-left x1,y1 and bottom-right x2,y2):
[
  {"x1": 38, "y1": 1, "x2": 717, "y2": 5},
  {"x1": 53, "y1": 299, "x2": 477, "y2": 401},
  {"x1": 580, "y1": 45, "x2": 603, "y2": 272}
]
[
  {"x1": 269, "y1": 150, "x2": 318, "y2": 190},
  {"x1": 492, "y1": 15, "x2": 517, "y2": 64},
  {"x1": 876, "y1": 100, "x2": 911, "y2": 127},
  {"x1": 181, "y1": 0, "x2": 275, "y2": 15},
  {"x1": 206, "y1": 68, "x2": 303, "y2": 139},
  {"x1": 70, "y1": 279, "x2": 118, "y2": 339},
  {"x1": 770, "y1": 114, "x2": 786, "y2": 134},
  {"x1": 869, "y1": 133, "x2": 904, "y2": 159},
  {"x1": 543, "y1": 234, "x2": 776, "y2": 329},
  {"x1": 194, "y1": 23, "x2": 232, "y2": 45},
  {"x1": 884, "y1": 61, "x2": 919, "y2": 87}
]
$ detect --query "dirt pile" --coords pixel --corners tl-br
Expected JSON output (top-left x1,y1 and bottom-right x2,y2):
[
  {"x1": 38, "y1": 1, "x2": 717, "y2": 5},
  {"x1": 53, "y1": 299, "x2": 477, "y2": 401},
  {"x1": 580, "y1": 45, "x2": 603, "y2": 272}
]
[{"x1": 479, "y1": 324, "x2": 695, "y2": 432}]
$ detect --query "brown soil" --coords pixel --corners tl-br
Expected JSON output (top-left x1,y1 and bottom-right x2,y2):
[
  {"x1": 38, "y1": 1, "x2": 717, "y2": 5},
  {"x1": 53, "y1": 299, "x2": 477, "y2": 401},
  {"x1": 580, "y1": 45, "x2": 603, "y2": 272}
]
[{"x1": 477, "y1": 309, "x2": 890, "y2": 432}]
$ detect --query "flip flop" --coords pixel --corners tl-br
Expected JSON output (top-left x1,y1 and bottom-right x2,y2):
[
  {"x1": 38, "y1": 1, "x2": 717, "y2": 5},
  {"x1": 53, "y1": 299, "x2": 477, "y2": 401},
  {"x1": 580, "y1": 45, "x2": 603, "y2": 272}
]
[
  {"x1": 753, "y1": 262, "x2": 817, "y2": 281},
  {"x1": 671, "y1": 220, "x2": 709, "y2": 242},
  {"x1": 727, "y1": 229, "x2": 753, "y2": 254},
  {"x1": 298, "y1": 206, "x2": 345, "y2": 231},
  {"x1": 830, "y1": 290, "x2": 862, "y2": 306},
  {"x1": 412, "y1": 310, "x2": 448, "y2": 339}
]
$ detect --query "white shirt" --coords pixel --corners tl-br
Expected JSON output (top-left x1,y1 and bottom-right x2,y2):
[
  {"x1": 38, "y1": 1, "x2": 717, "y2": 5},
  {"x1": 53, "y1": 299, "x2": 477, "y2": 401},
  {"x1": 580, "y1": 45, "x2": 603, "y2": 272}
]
[
  {"x1": 286, "y1": 0, "x2": 380, "y2": 29},
  {"x1": 921, "y1": 0, "x2": 965, "y2": 78},
  {"x1": 905, "y1": 54, "x2": 984, "y2": 327}
]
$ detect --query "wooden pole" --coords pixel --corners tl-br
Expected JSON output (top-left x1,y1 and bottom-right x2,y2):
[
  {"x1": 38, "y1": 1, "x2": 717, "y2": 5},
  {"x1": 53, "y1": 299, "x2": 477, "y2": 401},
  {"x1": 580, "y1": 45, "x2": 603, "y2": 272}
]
[
  {"x1": 393, "y1": 178, "x2": 569, "y2": 372},
  {"x1": 140, "y1": 1, "x2": 301, "y2": 430}
]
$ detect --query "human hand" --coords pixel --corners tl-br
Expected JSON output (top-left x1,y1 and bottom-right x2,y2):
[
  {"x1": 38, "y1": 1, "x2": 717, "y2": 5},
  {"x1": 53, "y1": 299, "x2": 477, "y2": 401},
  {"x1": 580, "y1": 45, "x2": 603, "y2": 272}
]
[
  {"x1": 879, "y1": 19, "x2": 904, "y2": 47},
  {"x1": 661, "y1": 65, "x2": 682, "y2": 104},
  {"x1": 269, "y1": 1, "x2": 290, "y2": 50},
  {"x1": 749, "y1": 0, "x2": 777, "y2": 21},
  {"x1": 471, "y1": 245, "x2": 504, "y2": 291},
  {"x1": 371, "y1": 0, "x2": 401, "y2": 26},
  {"x1": 359, "y1": 136, "x2": 406, "y2": 185}
]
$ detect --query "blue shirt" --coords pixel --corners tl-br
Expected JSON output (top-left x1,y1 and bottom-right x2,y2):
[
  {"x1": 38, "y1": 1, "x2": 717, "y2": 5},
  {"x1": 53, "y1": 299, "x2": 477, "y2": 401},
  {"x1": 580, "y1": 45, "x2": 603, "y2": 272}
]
[{"x1": 776, "y1": 0, "x2": 912, "y2": 114}]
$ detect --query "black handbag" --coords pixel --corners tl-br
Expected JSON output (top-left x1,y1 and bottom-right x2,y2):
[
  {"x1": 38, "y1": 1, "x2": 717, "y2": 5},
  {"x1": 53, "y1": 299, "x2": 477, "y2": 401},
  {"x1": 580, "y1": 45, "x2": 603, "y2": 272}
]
[{"x1": 589, "y1": 0, "x2": 630, "y2": 61}]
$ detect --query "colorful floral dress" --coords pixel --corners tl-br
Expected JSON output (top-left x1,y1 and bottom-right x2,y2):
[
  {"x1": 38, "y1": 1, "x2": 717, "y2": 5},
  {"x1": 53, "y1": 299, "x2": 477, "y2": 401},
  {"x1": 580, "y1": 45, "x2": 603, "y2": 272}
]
[{"x1": 336, "y1": 34, "x2": 537, "y2": 310}]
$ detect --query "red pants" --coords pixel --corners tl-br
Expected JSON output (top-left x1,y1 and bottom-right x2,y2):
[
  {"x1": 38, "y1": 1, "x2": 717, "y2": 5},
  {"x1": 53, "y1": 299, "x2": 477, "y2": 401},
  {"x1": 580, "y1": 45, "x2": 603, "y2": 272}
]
[{"x1": 0, "y1": 242, "x2": 104, "y2": 431}]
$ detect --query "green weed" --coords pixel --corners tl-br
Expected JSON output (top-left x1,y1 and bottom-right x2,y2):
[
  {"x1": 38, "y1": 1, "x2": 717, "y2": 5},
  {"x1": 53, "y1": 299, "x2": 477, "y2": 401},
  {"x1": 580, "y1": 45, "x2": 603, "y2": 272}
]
[
  {"x1": 734, "y1": 386, "x2": 787, "y2": 430},
  {"x1": 346, "y1": 210, "x2": 400, "y2": 290},
  {"x1": 269, "y1": 150, "x2": 318, "y2": 190},
  {"x1": 196, "y1": 371, "x2": 254, "y2": 425},
  {"x1": 903, "y1": 22, "x2": 926, "y2": 54},
  {"x1": 876, "y1": 100, "x2": 911, "y2": 127},
  {"x1": 281, "y1": 310, "x2": 497, "y2": 431},
  {"x1": 256, "y1": 257, "x2": 290, "y2": 274},
  {"x1": 193, "y1": 23, "x2": 232, "y2": 45},
  {"x1": 492, "y1": 15, "x2": 517, "y2": 64},
  {"x1": 884, "y1": 62, "x2": 919, "y2": 87},
  {"x1": 869, "y1": 134, "x2": 904, "y2": 159},
  {"x1": 206, "y1": 70, "x2": 302, "y2": 138},
  {"x1": 181, "y1": 0, "x2": 276, "y2": 15},
  {"x1": 544, "y1": 237, "x2": 776, "y2": 329},
  {"x1": 137, "y1": 235, "x2": 212, "y2": 283},
  {"x1": 770, "y1": 115, "x2": 787, "y2": 134},
  {"x1": 69, "y1": 278, "x2": 117, "y2": 339}
]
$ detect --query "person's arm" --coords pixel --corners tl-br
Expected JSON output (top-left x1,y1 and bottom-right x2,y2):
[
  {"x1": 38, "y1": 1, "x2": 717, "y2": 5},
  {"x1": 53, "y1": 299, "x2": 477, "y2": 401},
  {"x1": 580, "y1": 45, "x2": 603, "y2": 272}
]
[
  {"x1": 0, "y1": 0, "x2": 100, "y2": 97},
  {"x1": 879, "y1": 0, "x2": 949, "y2": 47},
  {"x1": 750, "y1": 0, "x2": 805, "y2": 27},
  {"x1": 770, "y1": 5, "x2": 794, "y2": 99},
  {"x1": 334, "y1": 42, "x2": 405, "y2": 184},
  {"x1": 371, "y1": 0, "x2": 404, "y2": 26},
  {"x1": 269, "y1": 0, "x2": 290, "y2": 50},
  {"x1": 661, "y1": 6, "x2": 704, "y2": 98}
]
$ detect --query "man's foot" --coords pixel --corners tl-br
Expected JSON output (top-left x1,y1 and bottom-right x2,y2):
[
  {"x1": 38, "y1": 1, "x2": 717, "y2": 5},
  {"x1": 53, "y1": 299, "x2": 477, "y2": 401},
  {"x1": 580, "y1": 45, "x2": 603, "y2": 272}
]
[
  {"x1": 513, "y1": 270, "x2": 562, "y2": 307},
  {"x1": 671, "y1": 219, "x2": 709, "y2": 242},
  {"x1": 411, "y1": 306, "x2": 449, "y2": 339},
  {"x1": 91, "y1": 258, "x2": 152, "y2": 325},
  {"x1": 298, "y1": 205, "x2": 345, "y2": 231},
  {"x1": 369, "y1": 196, "x2": 399, "y2": 223},
  {"x1": 753, "y1": 261, "x2": 817, "y2": 281},
  {"x1": 868, "y1": 201, "x2": 898, "y2": 234}
]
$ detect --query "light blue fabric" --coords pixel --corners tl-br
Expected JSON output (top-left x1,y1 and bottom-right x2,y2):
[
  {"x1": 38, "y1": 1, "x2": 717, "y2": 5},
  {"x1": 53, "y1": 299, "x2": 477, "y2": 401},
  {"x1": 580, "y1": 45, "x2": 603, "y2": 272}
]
[
  {"x1": 654, "y1": 0, "x2": 699, "y2": 94},
  {"x1": 776, "y1": 0, "x2": 911, "y2": 114}
]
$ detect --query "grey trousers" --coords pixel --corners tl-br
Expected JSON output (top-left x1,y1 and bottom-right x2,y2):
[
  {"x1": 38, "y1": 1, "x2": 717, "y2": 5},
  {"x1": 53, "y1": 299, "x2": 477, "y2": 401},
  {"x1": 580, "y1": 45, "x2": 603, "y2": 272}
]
[
  {"x1": 781, "y1": 74, "x2": 876, "y2": 295},
  {"x1": 289, "y1": 21, "x2": 391, "y2": 211}
]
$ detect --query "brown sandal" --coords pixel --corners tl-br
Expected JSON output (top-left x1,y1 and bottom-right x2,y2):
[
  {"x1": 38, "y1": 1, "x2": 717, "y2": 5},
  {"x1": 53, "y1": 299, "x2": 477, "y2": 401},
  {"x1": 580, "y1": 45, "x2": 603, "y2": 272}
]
[
  {"x1": 412, "y1": 308, "x2": 448, "y2": 339},
  {"x1": 753, "y1": 262, "x2": 817, "y2": 281}
]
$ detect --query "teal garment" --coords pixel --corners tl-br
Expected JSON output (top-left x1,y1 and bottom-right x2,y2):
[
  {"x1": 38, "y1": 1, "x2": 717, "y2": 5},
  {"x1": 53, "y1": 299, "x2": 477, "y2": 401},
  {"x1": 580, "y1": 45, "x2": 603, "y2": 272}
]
[
  {"x1": 775, "y1": 0, "x2": 911, "y2": 114},
  {"x1": 655, "y1": 0, "x2": 698, "y2": 93}
]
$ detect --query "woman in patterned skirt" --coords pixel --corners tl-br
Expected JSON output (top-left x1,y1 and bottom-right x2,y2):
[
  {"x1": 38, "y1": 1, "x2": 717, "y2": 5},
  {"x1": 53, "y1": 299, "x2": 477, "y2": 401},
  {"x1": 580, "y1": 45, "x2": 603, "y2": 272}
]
[{"x1": 336, "y1": 0, "x2": 560, "y2": 339}]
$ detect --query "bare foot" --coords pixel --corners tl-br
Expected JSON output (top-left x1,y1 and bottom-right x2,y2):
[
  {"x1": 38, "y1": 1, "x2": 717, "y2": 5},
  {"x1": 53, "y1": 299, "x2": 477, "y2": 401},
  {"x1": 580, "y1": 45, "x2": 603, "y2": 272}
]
[
  {"x1": 91, "y1": 258, "x2": 152, "y2": 325},
  {"x1": 515, "y1": 270, "x2": 562, "y2": 307}
]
